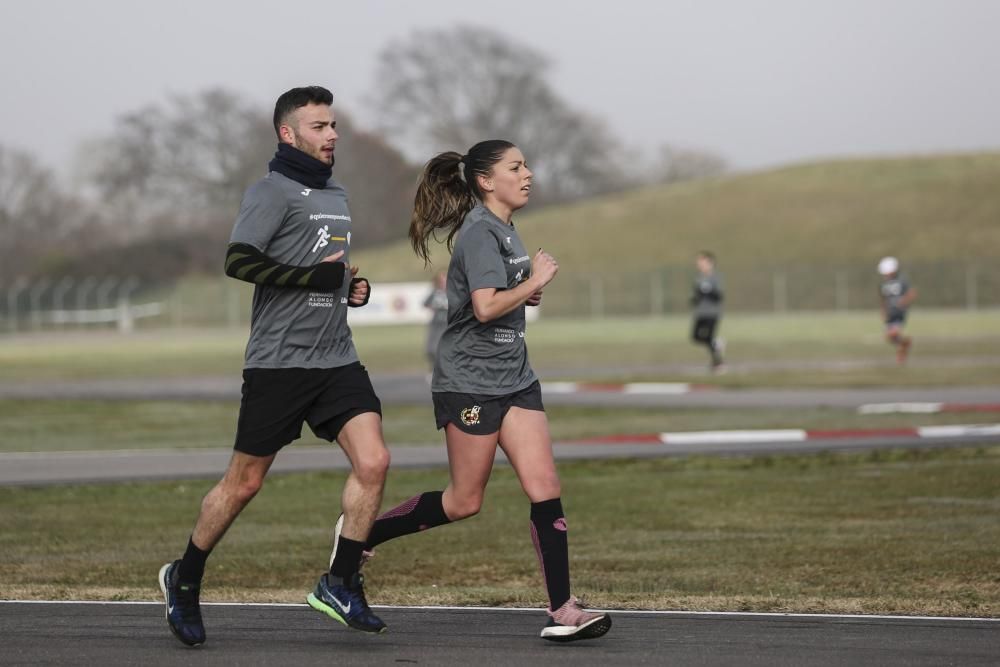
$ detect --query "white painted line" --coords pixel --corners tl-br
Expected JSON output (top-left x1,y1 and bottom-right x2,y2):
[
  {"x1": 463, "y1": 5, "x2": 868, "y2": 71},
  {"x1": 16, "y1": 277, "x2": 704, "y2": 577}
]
[
  {"x1": 917, "y1": 424, "x2": 1000, "y2": 438},
  {"x1": 624, "y1": 383, "x2": 691, "y2": 395},
  {"x1": 1, "y1": 600, "x2": 996, "y2": 622},
  {"x1": 660, "y1": 429, "x2": 807, "y2": 445},
  {"x1": 857, "y1": 403, "x2": 943, "y2": 415},
  {"x1": 540, "y1": 382, "x2": 578, "y2": 394}
]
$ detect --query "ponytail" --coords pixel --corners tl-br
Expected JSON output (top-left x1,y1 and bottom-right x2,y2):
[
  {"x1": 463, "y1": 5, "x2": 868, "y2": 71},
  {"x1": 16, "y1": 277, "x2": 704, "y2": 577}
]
[
  {"x1": 409, "y1": 140, "x2": 516, "y2": 265},
  {"x1": 409, "y1": 151, "x2": 475, "y2": 265}
]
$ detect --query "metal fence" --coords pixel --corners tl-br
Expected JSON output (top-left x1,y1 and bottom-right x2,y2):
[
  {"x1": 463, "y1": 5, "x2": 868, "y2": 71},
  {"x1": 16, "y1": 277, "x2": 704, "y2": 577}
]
[
  {"x1": 541, "y1": 260, "x2": 998, "y2": 318},
  {"x1": 1, "y1": 260, "x2": 996, "y2": 332},
  {"x1": 0, "y1": 277, "x2": 251, "y2": 333}
]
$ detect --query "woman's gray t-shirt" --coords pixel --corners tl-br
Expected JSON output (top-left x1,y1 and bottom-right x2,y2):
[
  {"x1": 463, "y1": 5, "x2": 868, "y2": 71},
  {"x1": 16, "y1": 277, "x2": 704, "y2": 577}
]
[{"x1": 431, "y1": 205, "x2": 538, "y2": 395}]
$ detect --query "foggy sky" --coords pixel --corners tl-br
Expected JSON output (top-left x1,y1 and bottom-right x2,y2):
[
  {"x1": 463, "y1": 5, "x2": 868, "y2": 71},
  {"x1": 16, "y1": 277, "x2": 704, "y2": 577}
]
[{"x1": 2, "y1": 0, "x2": 999, "y2": 176}]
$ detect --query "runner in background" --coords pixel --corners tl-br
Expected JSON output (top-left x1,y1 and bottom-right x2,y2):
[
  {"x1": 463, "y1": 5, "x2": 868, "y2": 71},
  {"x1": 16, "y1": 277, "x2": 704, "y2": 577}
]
[{"x1": 878, "y1": 256, "x2": 917, "y2": 364}]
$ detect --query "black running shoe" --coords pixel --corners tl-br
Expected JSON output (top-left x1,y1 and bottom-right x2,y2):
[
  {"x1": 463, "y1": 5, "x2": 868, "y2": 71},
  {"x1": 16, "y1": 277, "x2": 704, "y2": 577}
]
[
  {"x1": 307, "y1": 572, "x2": 387, "y2": 634},
  {"x1": 158, "y1": 560, "x2": 206, "y2": 647}
]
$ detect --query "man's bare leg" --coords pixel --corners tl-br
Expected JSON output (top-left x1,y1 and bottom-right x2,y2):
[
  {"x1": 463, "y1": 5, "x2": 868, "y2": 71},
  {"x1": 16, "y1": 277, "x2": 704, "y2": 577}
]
[
  {"x1": 192, "y1": 451, "x2": 276, "y2": 551},
  {"x1": 159, "y1": 450, "x2": 275, "y2": 647},
  {"x1": 335, "y1": 411, "x2": 391, "y2": 544},
  {"x1": 307, "y1": 411, "x2": 391, "y2": 634}
]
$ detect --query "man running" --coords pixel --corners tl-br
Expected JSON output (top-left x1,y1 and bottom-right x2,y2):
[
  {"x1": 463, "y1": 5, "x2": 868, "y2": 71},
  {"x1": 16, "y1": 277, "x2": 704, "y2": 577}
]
[
  {"x1": 158, "y1": 86, "x2": 390, "y2": 647},
  {"x1": 690, "y1": 251, "x2": 725, "y2": 372}
]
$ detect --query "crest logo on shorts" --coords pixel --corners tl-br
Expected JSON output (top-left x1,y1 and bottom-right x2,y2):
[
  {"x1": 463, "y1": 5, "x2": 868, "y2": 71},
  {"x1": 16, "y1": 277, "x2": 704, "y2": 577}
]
[{"x1": 460, "y1": 405, "x2": 481, "y2": 426}]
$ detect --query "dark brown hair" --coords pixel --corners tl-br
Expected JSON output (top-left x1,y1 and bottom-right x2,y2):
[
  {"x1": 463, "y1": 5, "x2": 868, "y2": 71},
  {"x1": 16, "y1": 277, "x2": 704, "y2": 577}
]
[
  {"x1": 272, "y1": 86, "x2": 333, "y2": 138},
  {"x1": 409, "y1": 139, "x2": 515, "y2": 264}
]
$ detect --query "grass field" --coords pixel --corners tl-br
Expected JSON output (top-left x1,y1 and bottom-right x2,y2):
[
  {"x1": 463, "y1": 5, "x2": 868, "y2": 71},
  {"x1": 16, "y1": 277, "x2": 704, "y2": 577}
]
[
  {"x1": 2, "y1": 447, "x2": 997, "y2": 617},
  {"x1": 1, "y1": 309, "x2": 999, "y2": 454},
  {"x1": 3, "y1": 308, "x2": 997, "y2": 614},
  {"x1": 1, "y1": 309, "x2": 998, "y2": 385}
]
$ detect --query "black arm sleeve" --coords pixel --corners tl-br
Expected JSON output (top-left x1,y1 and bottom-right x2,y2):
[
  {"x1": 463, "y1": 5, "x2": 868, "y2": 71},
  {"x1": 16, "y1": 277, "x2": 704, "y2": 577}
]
[{"x1": 224, "y1": 243, "x2": 346, "y2": 291}]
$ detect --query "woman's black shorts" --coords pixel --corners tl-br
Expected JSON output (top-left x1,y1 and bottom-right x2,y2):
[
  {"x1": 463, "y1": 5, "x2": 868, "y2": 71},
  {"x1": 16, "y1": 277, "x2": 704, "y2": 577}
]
[{"x1": 432, "y1": 381, "x2": 545, "y2": 436}]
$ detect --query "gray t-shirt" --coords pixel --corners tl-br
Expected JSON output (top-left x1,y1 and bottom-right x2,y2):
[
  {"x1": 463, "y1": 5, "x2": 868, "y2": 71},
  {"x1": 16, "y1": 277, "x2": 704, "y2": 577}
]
[
  {"x1": 423, "y1": 287, "x2": 449, "y2": 357},
  {"x1": 692, "y1": 272, "x2": 724, "y2": 318},
  {"x1": 431, "y1": 205, "x2": 537, "y2": 395},
  {"x1": 880, "y1": 275, "x2": 911, "y2": 320},
  {"x1": 230, "y1": 171, "x2": 358, "y2": 369}
]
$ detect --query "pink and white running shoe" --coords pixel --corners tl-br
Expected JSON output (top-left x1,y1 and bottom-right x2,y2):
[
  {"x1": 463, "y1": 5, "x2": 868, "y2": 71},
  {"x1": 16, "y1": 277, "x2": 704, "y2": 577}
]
[{"x1": 540, "y1": 596, "x2": 612, "y2": 642}]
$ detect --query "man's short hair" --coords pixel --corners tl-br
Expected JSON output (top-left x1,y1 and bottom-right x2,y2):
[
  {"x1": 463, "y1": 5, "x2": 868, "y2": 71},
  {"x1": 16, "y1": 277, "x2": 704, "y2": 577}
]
[
  {"x1": 698, "y1": 250, "x2": 716, "y2": 263},
  {"x1": 273, "y1": 86, "x2": 334, "y2": 137}
]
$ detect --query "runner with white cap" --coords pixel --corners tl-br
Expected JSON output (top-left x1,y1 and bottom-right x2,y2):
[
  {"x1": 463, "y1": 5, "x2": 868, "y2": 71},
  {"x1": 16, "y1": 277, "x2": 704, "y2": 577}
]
[{"x1": 877, "y1": 256, "x2": 917, "y2": 364}]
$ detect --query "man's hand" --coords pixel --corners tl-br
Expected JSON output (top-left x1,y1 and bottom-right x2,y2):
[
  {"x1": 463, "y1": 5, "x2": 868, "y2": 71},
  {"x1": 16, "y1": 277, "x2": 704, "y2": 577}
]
[
  {"x1": 526, "y1": 289, "x2": 543, "y2": 307},
  {"x1": 348, "y1": 265, "x2": 370, "y2": 306}
]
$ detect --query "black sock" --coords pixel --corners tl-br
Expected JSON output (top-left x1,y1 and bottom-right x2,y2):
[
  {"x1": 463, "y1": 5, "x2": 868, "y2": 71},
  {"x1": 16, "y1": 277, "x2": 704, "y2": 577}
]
[
  {"x1": 366, "y1": 491, "x2": 451, "y2": 549},
  {"x1": 177, "y1": 536, "x2": 210, "y2": 583},
  {"x1": 330, "y1": 536, "x2": 366, "y2": 580},
  {"x1": 529, "y1": 498, "x2": 571, "y2": 611}
]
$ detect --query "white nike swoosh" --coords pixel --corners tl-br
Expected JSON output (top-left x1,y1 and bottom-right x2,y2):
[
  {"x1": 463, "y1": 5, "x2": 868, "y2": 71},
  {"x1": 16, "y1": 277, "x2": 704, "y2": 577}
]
[
  {"x1": 333, "y1": 598, "x2": 351, "y2": 615},
  {"x1": 168, "y1": 605, "x2": 174, "y2": 614}
]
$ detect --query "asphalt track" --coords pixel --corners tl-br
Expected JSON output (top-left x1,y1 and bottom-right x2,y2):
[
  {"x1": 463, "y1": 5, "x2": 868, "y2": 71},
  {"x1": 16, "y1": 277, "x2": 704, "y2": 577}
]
[
  {"x1": 3, "y1": 430, "x2": 1000, "y2": 487},
  {"x1": 2, "y1": 602, "x2": 997, "y2": 666},
  {"x1": 3, "y1": 373, "x2": 1000, "y2": 409}
]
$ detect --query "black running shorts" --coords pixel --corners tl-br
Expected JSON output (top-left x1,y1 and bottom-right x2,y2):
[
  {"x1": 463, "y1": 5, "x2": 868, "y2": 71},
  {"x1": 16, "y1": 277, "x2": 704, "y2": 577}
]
[
  {"x1": 234, "y1": 363, "x2": 382, "y2": 457},
  {"x1": 885, "y1": 312, "x2": 907, "y2": 328},
  {"x1": 692, "y1": 316, "x2": 718, "y2": 344},
  {"x1": 432, "y1": 381, "x2": 544, "y2": 436}
]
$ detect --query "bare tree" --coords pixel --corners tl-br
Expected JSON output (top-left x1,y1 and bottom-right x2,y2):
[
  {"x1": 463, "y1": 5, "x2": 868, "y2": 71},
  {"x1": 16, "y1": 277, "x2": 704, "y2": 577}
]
[
  {"x1": 0, "y1": 146, "x2": 56, "y2": 229},
  {"x1": 91, "y1": 88, "x2": 274, "y2": 228},
  {"x1": 0, "y1": 146, "x2": 68, "y2": 280},
  {"x1": 0, "y1": 144, "x2": 117, "y2": 284},
  {"x1": 333, "y1": 116, "x2": 418, "y2": 245},
  {"x1": 90, "y1": 88, "x2": 416, "y2": 245},
  {"x1": 75, "y1": 88, "x2": 417, "y2": 287},
  {"x1": 372, "y1": 25, "x2": 630, "y2": 205}
]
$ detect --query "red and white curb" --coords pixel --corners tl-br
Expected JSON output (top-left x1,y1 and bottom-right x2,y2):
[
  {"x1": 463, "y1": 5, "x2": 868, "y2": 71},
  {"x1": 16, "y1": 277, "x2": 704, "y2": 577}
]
[
  {"x1": 577, "y1": 424, "x2": 1000, "y2": 445},
  {"x1": 858, "y1": 402, "x2": 1000, "y2": 415},
  {"x1": 542, "y1": 382, "x2": 713, "y2": 395}
]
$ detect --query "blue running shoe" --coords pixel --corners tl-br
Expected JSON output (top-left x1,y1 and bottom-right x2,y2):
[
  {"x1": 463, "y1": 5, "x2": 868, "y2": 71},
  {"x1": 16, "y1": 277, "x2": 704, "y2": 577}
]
[
  {"x1": 158, "y1": 560, "x2": 206, "y2": 647},
  {"x1": 307, "y1": 572, "x2": 387, "y2": 634}
]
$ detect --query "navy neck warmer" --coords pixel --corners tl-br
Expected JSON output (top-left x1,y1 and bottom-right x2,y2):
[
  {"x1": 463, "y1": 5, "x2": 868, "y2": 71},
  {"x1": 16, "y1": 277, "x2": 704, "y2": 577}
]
[{"x1": 268, "y1": 143, "x2": 332, "y2": 189}]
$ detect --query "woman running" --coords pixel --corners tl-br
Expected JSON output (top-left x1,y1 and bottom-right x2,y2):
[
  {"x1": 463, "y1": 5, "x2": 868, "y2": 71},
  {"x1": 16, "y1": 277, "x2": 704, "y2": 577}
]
[{"x1": 330, "y1": 139, "x2": 611, "y2": 642}]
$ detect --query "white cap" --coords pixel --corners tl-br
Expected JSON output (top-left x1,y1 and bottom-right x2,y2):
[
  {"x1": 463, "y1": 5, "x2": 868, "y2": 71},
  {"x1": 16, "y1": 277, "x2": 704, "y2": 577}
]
[{"x1": 877, "y1": 256, "x2": 899, "y2": 275}]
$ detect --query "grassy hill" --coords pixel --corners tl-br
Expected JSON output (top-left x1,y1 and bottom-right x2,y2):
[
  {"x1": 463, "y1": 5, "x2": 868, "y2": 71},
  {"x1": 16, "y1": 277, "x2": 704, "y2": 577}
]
[
  {"x1": 159, "y1": 152, "x2": 998, "y2": 318},
  {"x1": 353, "y1": 152, "x2": 1000, "y2": 280}
]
